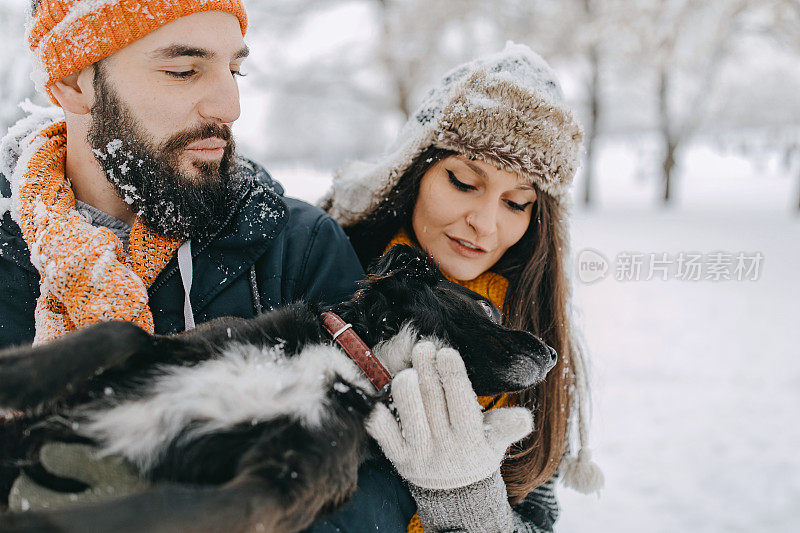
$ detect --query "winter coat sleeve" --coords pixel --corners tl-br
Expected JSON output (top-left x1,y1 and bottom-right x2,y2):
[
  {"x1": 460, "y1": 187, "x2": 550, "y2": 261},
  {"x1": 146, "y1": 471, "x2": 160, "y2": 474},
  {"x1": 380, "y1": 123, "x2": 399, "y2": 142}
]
[
  {"x1": 510, "y1": 475, "x2": 560, "y2": 532},
  {"x1": 0, "y1": 255, "x2": 37, "y2": 350},
  {"x1": 0, "y1": 209, "x2": 38, "y2": 350},
  {"x1": 304, "y1": 453, "x2": 417, "y2": 532},
  {"x1": 291, "y1": 212, "x2": 364, "y2": 306}
]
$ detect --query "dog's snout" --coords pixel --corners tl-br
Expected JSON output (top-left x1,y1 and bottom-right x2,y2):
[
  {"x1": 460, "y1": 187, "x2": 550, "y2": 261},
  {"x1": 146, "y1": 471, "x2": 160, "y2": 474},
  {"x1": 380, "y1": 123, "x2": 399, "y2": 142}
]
[{"x1": 541, "y1": 344, "x2": 557, "y2": 374}]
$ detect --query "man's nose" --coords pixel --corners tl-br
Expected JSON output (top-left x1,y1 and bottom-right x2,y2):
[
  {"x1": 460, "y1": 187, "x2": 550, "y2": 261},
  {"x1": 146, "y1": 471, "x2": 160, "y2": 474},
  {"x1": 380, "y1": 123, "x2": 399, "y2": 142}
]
[{"x1": 198, "y1": 68, "x2": 241, "y2": 124}]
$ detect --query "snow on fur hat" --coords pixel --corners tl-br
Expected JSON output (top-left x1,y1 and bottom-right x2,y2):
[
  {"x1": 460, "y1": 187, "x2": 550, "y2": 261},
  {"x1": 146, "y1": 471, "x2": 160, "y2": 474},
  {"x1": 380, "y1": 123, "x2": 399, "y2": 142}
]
[
  {"x1": 27, "y1": 0, "x2": 248, "y2": 103},
  {"x1": 323, "y1": 42, "x2": 583, "y2": 227}
]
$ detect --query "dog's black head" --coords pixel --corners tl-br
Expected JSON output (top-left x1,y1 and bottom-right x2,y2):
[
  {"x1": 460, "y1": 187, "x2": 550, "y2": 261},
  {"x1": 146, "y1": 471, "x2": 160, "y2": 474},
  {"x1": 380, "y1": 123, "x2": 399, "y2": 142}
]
[{"x1": 346, "y1": 245, "x2": 557, "y2": 396}]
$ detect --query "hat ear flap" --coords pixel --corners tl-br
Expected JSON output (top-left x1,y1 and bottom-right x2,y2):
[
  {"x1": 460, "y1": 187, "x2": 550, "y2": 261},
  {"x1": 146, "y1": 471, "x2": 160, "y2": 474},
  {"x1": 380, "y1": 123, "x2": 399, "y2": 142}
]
[{"x1": 367, "y1": 244, "x2": 444, "y2": 285}]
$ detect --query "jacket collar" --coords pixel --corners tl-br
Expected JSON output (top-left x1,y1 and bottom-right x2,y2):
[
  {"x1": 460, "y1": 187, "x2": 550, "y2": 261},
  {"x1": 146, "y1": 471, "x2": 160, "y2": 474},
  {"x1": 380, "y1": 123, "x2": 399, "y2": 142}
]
[
  {"x1": 149, "y1": 161, "x2": 288, "y2": 311},
  {"x1": 0, "y1": 211, "x2": 33, "y2": 273},
  {"x1": 0, "y1": 158, "x2": 289, "y2": 295}
]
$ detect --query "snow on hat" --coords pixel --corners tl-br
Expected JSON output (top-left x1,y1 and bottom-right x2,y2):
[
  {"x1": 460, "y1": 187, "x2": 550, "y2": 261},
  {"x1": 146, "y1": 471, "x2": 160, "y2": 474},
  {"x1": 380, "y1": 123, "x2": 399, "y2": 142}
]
[
  {"x1": 323, "y1": 42, "x2": 583, "y2": 227},
  {"x1": 27, "y1": 0, "x2": 248, "y2": 103}
]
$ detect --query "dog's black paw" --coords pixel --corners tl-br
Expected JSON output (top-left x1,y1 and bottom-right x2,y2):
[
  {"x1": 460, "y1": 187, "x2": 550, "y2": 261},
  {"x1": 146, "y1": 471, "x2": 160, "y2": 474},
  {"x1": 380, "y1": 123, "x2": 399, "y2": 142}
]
[{"x1": 233, "y1": 380, "x2": 371, "y2": 517}]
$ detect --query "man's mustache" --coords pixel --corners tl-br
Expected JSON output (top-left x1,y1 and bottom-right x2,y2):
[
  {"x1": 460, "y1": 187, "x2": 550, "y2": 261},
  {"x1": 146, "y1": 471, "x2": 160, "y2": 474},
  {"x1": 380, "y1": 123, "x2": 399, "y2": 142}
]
[{"x1": 161, "y1": 123, "x2": 233, "y2": 154}]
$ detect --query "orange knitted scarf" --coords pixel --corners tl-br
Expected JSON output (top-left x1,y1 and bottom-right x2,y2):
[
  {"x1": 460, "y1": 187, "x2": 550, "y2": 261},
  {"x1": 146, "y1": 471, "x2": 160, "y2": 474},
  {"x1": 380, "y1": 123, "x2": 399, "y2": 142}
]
[
  {"x1": 384, "y1": 229, "x2": 511, "y2": 533},
  {"x1": 16, "y1": 121, "x2": 182, "y2": 344}
]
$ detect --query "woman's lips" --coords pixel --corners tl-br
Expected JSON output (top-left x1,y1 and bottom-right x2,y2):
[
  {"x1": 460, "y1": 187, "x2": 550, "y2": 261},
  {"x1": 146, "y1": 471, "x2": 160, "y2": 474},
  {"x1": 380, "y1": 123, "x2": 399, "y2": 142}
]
[
  {"x1": 184, "y1": 138, "x2": 227, "y2": 159},
  {"x1": 447, "y1": 235, "x2": 487, "y2": 258}
]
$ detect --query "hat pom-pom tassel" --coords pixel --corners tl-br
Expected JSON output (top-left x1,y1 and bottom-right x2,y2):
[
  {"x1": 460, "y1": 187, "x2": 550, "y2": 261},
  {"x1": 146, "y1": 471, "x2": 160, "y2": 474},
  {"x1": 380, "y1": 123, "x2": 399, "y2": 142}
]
[{"x1": 561, "y1": 448, "x2": 604, "y2": 495}]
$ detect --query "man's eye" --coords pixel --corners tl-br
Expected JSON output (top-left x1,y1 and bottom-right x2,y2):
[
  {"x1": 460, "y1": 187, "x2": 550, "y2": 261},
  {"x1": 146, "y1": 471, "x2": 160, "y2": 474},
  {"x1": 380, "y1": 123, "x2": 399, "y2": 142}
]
[
  {"x1": 166, "y1": 70, "x2": 196, "y2": 79},
  {"x1": 231, "y1": 70, "x2": 247, "y2": 78}
]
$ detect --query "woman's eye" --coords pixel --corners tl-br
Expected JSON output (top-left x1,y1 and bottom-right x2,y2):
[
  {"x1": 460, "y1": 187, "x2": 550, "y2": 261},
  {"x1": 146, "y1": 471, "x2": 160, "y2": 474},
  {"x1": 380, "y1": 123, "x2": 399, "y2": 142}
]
[
  {"x1": 506, "y1": 200, "x2": 531, "y2": 212},
  {"x1": 447, "y1": 170, "x2": 475, "y2": 191},
  {"x1": 166, "y1": 70, "x2": 196, "y2": 79},
  {"x1": 231, "y1": 70, "x2": 246, "y2": 78}
]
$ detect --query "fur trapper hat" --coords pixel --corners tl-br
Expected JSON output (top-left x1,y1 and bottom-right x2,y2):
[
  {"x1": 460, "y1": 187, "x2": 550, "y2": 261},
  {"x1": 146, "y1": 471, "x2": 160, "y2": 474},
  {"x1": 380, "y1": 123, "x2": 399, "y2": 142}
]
[{"x1": 322, "y1": 42, "x2": 583, "y2": 227}]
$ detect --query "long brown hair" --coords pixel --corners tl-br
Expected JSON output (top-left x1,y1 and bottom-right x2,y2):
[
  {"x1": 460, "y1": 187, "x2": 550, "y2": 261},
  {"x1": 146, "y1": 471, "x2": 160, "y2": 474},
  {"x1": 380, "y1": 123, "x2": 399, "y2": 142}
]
[{"x1": 345, "y1": 146, "x2": 576, "y2": 504}]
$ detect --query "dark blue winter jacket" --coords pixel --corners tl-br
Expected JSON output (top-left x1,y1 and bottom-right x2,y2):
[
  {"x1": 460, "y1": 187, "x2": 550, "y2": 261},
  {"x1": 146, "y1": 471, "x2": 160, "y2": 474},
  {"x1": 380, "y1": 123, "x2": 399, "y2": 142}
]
[
  {"x1": 0, "y1": 159, "x2": 415, "y2": 531},
  {"x1": 0, "y1": 159, "x2": 362, "y2": 344}
]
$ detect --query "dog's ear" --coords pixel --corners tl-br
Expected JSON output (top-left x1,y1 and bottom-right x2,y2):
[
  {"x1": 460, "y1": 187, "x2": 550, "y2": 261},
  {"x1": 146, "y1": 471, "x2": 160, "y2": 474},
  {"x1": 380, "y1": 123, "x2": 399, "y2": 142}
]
[{"x1": 366, "y1": 245, "x2": 444, "y2": 285}]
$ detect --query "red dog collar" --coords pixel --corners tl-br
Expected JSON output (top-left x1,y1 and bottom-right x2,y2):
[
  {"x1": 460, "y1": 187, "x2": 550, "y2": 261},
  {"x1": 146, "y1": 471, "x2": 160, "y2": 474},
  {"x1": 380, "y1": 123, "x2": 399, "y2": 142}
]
[{"x1": 321, "y1": 312, "x2": 392, "y2": 393}]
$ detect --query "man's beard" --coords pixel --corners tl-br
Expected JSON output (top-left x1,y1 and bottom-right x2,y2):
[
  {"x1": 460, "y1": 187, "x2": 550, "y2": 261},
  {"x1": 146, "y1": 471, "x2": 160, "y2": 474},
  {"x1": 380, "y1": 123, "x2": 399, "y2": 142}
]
[{"x1": 87, "y1": 70, "x2": 243, "y2": 240}]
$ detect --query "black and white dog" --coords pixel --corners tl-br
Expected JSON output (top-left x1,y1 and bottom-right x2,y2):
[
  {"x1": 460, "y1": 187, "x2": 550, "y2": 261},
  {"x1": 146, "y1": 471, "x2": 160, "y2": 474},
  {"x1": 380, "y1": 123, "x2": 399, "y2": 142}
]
[{"x1": 0, "y1": 245, "x2": 556, "y2": 532}]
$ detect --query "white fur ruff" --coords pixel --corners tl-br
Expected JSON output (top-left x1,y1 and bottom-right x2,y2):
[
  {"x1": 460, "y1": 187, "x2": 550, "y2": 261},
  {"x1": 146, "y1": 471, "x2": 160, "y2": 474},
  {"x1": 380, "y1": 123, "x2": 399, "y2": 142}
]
[
  {"x1": 78, "y1": 325, "x2": 431, "y2": 474},
  {"x1": 79, "y1": 342, "x2": 356, "y2": 472}
]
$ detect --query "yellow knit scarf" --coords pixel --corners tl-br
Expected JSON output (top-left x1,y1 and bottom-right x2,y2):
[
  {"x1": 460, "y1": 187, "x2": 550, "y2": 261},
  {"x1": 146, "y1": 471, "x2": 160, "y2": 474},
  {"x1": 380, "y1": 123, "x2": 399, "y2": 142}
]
[
  {"x1": 16, "y1": 121, "x2": 182, "y2": 344},
  {"x1": 384, "y1": 229, "x2": 510, "y2": 532}
]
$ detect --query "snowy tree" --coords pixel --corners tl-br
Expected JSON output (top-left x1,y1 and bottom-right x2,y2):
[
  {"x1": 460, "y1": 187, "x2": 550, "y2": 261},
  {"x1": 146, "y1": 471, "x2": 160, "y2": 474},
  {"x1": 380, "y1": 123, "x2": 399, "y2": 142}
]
[
  {"x1": 0, "y1": 0, "x2": 44, "y2": 135},
  {"x1": 621, "y1": 0, "x2": 758, "y2": 204},
  {"x1": 757, "y1": 0, "x2": 800, "y2": 211},
  {"x1": 240, "y1": 0, "x2": 512, "y2": 167},
  {"x1": 490, "y1": 0, "x2": 600, "y2": 204},
  {"x1": 3, "y1": 0, "x2": 797, "y2": 210},
  {"x1": 480, "y1": 0, "x2": 641, "y2": 206}
]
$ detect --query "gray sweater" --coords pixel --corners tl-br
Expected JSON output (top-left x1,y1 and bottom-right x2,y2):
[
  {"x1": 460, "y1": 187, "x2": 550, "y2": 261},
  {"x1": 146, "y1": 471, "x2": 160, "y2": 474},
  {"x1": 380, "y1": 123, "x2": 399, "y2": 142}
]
[{"x1": 74, "y1": 200, "x2": 131, "y2": 252}]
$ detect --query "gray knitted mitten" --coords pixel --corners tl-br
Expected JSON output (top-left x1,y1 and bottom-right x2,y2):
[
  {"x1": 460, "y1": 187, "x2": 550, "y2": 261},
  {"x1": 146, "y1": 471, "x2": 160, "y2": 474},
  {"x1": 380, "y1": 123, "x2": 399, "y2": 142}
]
[
  {"x1": 367, "y1": 341, "x2": 533, "y2": 530},
  {"x1": 9, "y1": 442, "x2": 150, "y2": 512}
]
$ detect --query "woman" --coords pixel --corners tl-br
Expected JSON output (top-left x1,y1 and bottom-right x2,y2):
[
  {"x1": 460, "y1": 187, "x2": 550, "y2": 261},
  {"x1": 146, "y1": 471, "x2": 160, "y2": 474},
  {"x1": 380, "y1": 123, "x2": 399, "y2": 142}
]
[{"x1": 322, "y1": 43, "x2": 603, "y2": 532}]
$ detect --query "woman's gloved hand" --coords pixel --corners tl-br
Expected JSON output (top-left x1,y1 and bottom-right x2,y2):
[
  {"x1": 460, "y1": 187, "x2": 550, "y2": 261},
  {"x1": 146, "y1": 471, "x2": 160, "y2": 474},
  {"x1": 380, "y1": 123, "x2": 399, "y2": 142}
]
[
  {"x1": 9, "y1": 442, "x2": 150, "y2": 512},
  {"x1": 366, "y1": 340, "x2": 534, "y2": 490}
]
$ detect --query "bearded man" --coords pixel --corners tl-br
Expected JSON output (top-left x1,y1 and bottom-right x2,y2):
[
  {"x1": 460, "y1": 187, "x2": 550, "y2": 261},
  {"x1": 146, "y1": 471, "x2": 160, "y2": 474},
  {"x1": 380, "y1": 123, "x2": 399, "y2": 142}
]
[{"x1": 0, "y1": 1, "x2": 414, "y2": 530}]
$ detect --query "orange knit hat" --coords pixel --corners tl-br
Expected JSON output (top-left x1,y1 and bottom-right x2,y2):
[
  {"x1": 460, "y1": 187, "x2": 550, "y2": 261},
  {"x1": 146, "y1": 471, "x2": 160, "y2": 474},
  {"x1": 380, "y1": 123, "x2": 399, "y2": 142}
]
[{"x1": 27, "y1": 0, "x2": 248, "y2": 102}]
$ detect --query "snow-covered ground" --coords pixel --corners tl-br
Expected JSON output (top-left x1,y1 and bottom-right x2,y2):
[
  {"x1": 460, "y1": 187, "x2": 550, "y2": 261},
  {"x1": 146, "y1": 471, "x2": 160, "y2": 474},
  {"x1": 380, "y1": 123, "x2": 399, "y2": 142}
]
[
  {"x1": 273, "y1": 140, "x2": 800, "y2": 532},
  {"x1": 557, "y1": 144, "x2": 800, "y2": 533},
  {"x1": 559, "y1": 218, "x2": 800, "y2": 532}
]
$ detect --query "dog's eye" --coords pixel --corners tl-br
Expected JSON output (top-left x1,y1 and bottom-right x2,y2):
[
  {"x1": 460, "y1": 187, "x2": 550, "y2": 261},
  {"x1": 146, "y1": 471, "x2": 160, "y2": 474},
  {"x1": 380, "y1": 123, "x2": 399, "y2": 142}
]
[{"x1": 478, "y1": 300, "x2": 502, "y2": 325}]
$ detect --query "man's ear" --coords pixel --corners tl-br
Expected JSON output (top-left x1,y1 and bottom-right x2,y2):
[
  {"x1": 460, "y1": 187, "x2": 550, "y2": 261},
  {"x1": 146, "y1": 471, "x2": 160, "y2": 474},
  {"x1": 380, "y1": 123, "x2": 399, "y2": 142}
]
[{"x1": 50, "y1": 65, "x2": 96, "y2": 115}]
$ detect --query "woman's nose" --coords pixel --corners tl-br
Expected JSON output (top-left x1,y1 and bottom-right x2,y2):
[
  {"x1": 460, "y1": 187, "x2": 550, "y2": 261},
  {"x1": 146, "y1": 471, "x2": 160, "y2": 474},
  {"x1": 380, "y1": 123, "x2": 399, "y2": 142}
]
[{"x1": 466, "y1": 203, "x2": 498, "y2": 237}]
